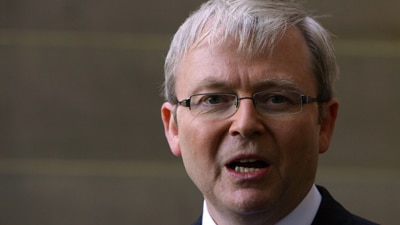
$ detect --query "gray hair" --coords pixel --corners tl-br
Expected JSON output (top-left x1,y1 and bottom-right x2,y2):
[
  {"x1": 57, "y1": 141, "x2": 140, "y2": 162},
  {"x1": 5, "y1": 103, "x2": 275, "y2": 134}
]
[{"x1": 163, "y1": 0, "x2": 338, "y2": 104}]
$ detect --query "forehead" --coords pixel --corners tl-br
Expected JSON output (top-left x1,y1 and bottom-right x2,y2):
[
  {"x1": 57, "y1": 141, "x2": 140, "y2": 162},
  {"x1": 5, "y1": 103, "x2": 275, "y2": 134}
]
[{"x1": 175, "y1": 28, "x2": 315, "y2": 96}]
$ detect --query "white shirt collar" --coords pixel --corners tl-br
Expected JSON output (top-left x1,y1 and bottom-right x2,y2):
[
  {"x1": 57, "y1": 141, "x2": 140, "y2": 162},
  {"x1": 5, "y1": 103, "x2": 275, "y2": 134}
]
[
  {"x1": 202, "y1": 185, "x2": 321, "y2": 225},
  {"x1": 202, "y1": 201, "x2": 217, "y2": 225}
]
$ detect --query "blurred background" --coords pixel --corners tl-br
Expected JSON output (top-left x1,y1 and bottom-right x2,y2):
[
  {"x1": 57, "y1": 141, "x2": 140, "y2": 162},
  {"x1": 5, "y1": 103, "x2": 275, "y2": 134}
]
[{"x1": 0, "y1": 0, "x2": 399, "y2": 224}]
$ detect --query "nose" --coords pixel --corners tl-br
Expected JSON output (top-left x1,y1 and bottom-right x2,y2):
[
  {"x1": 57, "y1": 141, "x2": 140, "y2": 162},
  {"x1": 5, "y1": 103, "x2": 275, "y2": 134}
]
[{"x1": 229, "y1": 97, "x2": 265, "y2": 138}]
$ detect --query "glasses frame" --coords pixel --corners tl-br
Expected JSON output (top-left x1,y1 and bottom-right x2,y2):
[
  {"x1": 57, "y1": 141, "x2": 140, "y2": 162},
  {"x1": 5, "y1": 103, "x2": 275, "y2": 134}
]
[{"x1": 177, "y1": 90, "x2": 321, "y2": 118}]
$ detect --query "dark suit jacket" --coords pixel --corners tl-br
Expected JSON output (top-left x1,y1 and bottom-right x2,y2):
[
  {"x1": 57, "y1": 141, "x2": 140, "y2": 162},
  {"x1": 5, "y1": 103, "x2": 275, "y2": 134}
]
[{"x1": 190, "y1": 185, "x2": 379, "y2": 225}]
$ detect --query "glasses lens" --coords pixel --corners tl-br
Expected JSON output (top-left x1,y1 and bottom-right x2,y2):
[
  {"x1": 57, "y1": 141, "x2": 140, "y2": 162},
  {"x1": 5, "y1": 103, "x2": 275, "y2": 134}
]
[
  {"x1": 190, "y1": 94, "x2": 237, "y2": 118},
  {"x1": 254, "y1": 91, "x2": 302, "y2": 115}
]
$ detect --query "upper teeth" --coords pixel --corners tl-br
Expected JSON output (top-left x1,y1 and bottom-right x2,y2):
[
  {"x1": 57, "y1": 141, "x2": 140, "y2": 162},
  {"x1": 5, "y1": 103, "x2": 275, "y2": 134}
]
[
  {"x1": 239, "y1": 159, "x2": 257, "y2": 163},
  {"x1": 234, "y1": 159, "x2": 261, "y2": 173}
]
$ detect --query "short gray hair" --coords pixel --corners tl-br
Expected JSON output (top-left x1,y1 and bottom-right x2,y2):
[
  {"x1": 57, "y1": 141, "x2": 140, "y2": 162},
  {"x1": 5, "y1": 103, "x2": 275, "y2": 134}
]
[{"x1": 163, "y1": 0, "x2": 338, "y2": 103}]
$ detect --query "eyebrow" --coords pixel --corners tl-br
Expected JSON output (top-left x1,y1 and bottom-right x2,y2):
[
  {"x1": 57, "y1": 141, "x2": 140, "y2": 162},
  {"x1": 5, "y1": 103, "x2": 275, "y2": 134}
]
[
  {"x1": 254, "y1": 78, "x2": 301, "y2": 91},
  {"x1": 191, "y1": 77, "x2": 300, "y2": 93},
  {"x1": 190, "y1": 79, "x2": 235, "y2": 93}
]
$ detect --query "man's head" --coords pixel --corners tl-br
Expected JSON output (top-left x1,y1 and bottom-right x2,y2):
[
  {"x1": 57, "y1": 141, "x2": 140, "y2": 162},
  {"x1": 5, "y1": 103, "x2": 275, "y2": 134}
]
[
  {"x1": 163, "y1": 0, "x2": 338, "y2": 106},
  {"x1": 161, "y1": 0, "x2": 339, "y2": 224}
]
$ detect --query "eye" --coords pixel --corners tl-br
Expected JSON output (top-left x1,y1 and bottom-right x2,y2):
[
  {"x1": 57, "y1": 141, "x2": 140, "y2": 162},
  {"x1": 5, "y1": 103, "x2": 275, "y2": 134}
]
[
  {"x1": 257, "y1": 93, "x2": 291, "y2": 105},
  {"x1": 204, "y1": 95, "x2": 225, "y2": 104},
  {"x1": 269, "y1": 95, "x2": 286, "y2": 104},
  {"x1": 198, "y1": 94, "x2": 232, "y2": 105},
  {"x1": 190, "y1": 94, "x2": 236, "y2": 116},
  {"x1": 255, "y1": 91, "x2": 300, "y2": 107}
]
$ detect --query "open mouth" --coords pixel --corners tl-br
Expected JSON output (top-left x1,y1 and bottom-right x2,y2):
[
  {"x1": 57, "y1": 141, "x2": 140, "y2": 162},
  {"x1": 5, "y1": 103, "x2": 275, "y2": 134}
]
[{"x1": 227, "y1": 159, "x2": 269, "y2": 173}]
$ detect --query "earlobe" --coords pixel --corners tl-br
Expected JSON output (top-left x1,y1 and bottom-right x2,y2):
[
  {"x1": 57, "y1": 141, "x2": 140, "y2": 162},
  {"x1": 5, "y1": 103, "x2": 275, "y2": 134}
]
[
  {"x1": 319, "y1": 99, "x2": 339, "y2": 154},
  {"x1": 161, "y1": 102, "x2": 182, "y2": 157}
]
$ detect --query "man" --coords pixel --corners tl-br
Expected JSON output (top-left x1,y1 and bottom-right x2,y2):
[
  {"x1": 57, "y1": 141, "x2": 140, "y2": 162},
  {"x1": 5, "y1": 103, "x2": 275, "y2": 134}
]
[{"x1": 161, "y1": 0, "x2": 378, "y2": 224}]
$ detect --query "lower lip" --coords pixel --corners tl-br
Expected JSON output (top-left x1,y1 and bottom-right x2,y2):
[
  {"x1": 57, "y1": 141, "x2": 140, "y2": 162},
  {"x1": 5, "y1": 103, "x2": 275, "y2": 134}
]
[{"x1": 226, "y1": 166, "x2": 270, "y2": 179}]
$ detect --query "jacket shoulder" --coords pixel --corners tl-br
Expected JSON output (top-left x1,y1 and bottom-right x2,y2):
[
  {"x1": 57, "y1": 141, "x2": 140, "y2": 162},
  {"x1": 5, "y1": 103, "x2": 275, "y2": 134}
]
[
  {"x1": 352, "y1": 214, "x2": 380, "y2": 225},
  {"x1": 312, "y1": 185, "x2": 379, "y2": 225},
  {"x1": 190, "y1": 216, "x2": 202, "y2": 225}
]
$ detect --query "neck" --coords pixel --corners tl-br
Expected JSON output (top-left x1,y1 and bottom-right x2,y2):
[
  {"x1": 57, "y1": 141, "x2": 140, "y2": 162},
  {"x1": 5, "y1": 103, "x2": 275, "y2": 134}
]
[
  {"x1": 205, "y1": 201, "x2": 292, "y2": 225},
  {"x1": 203, "y1": 185, "x2": 319, "y2": 225}
]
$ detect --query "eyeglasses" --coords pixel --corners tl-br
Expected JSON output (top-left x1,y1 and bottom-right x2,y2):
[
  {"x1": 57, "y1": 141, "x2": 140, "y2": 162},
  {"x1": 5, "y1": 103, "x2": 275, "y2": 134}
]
[{"x1": 177, "y1": 90, "x2": 320, "y2": 119}]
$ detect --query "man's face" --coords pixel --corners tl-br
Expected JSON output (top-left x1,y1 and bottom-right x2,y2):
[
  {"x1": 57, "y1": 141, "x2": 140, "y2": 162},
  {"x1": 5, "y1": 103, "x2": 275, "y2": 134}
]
[{"x1": 161, "y1": 28, "x2": 338, "y2": 223}]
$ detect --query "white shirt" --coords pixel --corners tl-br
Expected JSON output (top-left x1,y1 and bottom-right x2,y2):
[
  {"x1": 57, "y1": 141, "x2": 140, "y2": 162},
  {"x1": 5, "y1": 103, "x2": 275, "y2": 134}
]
[{"x1": 202, "y1": 185, "x2": 322, "y2": 225}]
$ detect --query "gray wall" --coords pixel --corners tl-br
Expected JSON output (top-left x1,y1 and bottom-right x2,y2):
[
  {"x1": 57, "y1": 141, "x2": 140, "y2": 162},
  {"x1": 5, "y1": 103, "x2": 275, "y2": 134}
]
[{"x1": 0, "y1": 0, "x2": 399, "y2": 224}]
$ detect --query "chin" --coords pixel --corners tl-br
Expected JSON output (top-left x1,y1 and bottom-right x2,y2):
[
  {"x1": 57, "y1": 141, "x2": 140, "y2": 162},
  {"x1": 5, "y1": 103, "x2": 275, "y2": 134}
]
[{"x1": 226, "y1": 189, "x2": 273, "y2": 214}]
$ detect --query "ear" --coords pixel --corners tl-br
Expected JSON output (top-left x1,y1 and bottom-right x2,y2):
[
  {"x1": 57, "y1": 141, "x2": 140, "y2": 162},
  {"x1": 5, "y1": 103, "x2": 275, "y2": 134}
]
[
  {"x1": 319, "y1": 98, "x2": 339, "y2": 154},
  {"x1": 161, "y1": 102, "x2": 182, "y2": 157}
]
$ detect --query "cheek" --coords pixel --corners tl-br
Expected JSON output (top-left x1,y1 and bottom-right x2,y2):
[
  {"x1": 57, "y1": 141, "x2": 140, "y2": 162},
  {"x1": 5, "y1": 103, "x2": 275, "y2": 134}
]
[
  {"x1": 179, "y1": 115, "x2": 224, "y2": 150},
  {"x1": 178, "y1": 118, "x2": 224, "y2": 167},
  {"x1": 272, "y1": 118, "x2": 320, "y2": 175},
  {"x1": 178, "y1": 120, "x2": 226, "y2": 193}
]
